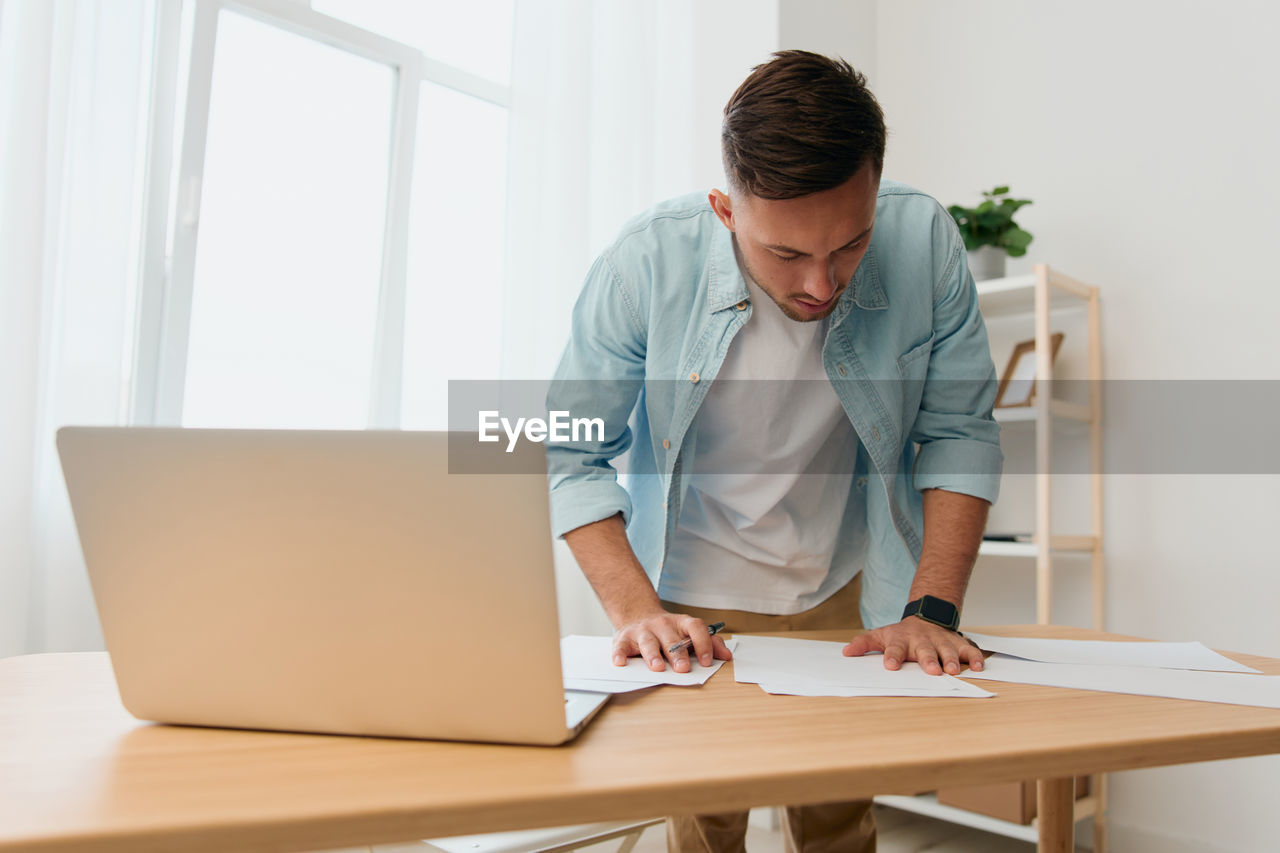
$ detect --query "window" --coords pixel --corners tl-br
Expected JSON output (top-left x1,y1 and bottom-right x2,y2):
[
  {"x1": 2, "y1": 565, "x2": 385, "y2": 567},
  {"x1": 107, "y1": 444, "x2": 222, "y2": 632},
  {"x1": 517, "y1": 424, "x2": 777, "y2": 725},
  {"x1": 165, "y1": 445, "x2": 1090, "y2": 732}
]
[
  {"x1": 138, "y1": 0, "x2": 514, "y2": 430},
  {"x1": 400, "y1": 81, "x2": 509, "y2": 430},
  {"x1": 312, "y1": 0, "x2": 514, "y2": 85}
]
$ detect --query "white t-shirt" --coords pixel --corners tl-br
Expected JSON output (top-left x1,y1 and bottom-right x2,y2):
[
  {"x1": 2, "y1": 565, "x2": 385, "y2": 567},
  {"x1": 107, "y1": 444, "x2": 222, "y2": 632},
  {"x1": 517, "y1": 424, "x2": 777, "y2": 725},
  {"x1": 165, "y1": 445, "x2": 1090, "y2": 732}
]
[{"x1": 657, "y1": 249, "x2": 860, "y2": 615}]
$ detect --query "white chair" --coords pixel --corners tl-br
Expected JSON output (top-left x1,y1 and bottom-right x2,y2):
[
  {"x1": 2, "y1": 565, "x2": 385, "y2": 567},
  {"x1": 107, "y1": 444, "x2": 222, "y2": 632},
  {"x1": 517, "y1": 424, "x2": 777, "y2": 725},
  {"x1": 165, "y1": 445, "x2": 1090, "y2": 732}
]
[{"x1": 415, "y1": 819, "x2": 663, "y2": 853}]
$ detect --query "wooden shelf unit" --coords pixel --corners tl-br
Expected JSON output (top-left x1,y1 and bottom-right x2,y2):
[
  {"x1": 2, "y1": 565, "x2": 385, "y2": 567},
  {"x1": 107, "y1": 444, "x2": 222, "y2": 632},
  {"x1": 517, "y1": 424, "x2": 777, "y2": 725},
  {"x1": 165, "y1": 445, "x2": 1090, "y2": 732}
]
[
  {"x1": 976, "y1": 264, "x2": 1105, "y2": 631},
  {"x1": 876, "y1": 793, "x2": 1101, "y2": 845},
  {"x1": 877, "y1": 263, "x2": 1108, "y2": 851}
]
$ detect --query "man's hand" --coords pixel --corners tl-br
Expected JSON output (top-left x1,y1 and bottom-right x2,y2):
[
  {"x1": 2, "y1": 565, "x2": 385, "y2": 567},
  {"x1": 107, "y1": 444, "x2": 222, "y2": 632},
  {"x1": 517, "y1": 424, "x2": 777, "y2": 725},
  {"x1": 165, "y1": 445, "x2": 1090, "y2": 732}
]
[
  {"x1": 562, "y1": 515, "x2": 734, "y2": 674},
  {"x1": 612, "y1": 611, "x2": 733, "y2": 674},
  {"x1": 842, "y1": 616, "x2": 985, "y2": 675}
]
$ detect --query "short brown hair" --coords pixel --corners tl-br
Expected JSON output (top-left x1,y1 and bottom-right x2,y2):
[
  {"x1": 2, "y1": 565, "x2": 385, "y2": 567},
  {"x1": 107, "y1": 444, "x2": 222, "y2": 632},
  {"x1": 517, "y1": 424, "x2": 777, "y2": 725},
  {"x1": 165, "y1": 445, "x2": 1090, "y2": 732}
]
[{"x1": 721, "y1": 50, "x2": 886, "y2": 200}]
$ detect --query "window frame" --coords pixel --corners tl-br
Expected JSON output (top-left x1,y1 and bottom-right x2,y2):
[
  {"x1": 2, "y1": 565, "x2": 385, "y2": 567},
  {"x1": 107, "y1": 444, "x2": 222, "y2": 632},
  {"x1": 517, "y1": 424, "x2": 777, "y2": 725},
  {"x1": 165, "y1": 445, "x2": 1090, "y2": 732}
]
[{"x1": 131, "y1": 0, "x2": 511, "y2": 429}]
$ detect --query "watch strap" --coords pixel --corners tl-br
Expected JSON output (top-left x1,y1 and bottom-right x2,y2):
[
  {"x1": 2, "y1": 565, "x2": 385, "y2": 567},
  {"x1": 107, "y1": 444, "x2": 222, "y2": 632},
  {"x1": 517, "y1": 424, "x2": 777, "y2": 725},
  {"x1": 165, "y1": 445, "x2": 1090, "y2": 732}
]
[{"x1": 901, "y1": 595, "x2": 961, "y2": 632}]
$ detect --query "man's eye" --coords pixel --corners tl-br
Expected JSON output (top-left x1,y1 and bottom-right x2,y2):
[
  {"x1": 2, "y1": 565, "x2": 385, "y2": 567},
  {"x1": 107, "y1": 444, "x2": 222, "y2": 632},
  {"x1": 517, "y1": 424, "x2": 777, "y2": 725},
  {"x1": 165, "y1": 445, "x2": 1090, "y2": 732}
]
[
  {"x1": 838, "y1": 242, "x2": 863, "y2": 253},
  {"x1": 774, "y1": 253, "x2": 801, "y2": 263}
]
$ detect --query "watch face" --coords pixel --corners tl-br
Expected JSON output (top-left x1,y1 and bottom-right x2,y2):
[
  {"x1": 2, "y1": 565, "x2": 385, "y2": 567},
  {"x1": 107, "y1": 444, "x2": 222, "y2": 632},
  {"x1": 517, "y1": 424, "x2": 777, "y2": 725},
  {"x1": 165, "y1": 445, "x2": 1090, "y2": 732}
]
[{"x1": 919, "y1": 596, "x2": 958, "y2": 626}]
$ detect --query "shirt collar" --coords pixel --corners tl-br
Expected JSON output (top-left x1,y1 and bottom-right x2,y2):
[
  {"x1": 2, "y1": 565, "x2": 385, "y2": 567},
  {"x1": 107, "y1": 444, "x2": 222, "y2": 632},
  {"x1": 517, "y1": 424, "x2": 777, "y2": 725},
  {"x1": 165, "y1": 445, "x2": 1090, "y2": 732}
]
[
  {"x1": 849, "y1": 242, "x2": 887, "y2": 311},
  {"x1": 706, "y1": 223, "x2": 750, "y2": 312}
]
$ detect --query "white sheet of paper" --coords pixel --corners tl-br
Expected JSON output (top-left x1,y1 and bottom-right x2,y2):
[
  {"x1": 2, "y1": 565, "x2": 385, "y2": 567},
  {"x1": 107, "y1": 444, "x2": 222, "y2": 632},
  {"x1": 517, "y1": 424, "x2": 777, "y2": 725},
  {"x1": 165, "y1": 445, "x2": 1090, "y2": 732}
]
[
  {"x1": 563, "y1": 678, "x2": 655, "y2": 694},
  {"x1": 732, "y1": 635, "x2": 969, "y2": 691},
  {"x1": 560, "y1": 635, "x2": 735, "y2": 687},
  {"x1": 965, "y1": 632, "x2": 1260, "y2": 673},
  {"x1": 964, "y1": 654, "x2": 1280, "y2": 709},
  {"x1": 754, "y1": 674, "x2": 995, "y2": 699}
]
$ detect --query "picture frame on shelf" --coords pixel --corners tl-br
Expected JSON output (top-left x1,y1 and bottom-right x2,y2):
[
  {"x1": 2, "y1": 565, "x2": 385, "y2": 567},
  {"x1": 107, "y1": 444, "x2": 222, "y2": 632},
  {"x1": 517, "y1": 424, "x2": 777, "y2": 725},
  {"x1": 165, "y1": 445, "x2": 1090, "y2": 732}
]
[{"x1": 994, "y1": 333, "x2": 1064, "y2": 408}]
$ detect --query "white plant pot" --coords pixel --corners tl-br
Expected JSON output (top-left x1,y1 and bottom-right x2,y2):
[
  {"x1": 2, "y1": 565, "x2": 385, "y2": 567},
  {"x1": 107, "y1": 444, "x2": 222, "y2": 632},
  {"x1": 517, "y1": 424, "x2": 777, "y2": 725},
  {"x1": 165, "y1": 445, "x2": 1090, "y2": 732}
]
[{"x1": 968, "y1": 245, "x2": 1007, "y2": 281}]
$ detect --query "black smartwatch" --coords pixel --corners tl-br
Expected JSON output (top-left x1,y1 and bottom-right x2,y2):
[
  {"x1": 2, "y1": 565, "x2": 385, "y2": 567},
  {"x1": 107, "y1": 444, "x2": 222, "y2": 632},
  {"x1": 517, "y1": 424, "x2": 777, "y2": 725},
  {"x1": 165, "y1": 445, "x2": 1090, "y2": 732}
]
[{"x1": 901, "y1": 595, "x2": 962, "y2": 633}]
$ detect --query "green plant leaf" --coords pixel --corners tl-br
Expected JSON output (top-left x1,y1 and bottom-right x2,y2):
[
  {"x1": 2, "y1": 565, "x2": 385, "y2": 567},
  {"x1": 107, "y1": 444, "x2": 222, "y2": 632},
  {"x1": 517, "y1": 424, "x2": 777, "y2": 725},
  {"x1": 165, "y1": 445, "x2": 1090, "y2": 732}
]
[
  {"x1": 1001, "y1": 227, "x2": 1033, "y2": 256},
  {"x1": 977, "y1": 211, "x2": 1008, "y2": 230},
  {"x1": 1005, "y1": 226, "x2": 1033, "y2": 246},
  {"x1": 948, "y1": 207, "x2": 974, "y2": 243},
  {"x1": 950, "y1": 186, "x2": 1033, "y2": 249}
]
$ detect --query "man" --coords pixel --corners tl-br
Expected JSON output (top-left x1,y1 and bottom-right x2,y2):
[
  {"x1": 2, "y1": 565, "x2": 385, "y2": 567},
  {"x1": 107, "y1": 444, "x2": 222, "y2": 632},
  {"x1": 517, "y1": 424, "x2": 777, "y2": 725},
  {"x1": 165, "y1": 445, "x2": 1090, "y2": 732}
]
[{"x1": 546, "y1": 51, "x2": 1003, "y2": 852}]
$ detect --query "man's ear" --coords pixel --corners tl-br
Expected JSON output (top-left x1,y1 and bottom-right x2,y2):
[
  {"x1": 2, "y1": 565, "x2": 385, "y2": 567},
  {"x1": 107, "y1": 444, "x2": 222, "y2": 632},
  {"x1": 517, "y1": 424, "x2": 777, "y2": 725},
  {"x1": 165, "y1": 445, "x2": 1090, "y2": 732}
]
[{"x1": 708, "y1": 188, "x2": 735, "y2": 231}]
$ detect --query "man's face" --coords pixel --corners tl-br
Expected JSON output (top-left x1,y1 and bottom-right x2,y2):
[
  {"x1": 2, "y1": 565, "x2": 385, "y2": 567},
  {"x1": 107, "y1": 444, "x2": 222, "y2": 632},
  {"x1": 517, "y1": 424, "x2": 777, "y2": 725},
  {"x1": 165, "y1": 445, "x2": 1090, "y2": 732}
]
[{"x1": 709, "y1": 163, "x2": 878, "y2": 322}]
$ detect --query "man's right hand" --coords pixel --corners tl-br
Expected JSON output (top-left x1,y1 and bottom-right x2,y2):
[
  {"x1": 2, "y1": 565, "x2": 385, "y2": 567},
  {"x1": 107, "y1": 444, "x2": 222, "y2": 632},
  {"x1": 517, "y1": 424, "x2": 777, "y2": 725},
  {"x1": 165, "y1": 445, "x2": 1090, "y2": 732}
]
[
  {"x1": 611, "y1": 611, "x2": 733, "y2": 674},
  {"x1": 561, "y1": 515, "x2": 732, "y2": 674}
]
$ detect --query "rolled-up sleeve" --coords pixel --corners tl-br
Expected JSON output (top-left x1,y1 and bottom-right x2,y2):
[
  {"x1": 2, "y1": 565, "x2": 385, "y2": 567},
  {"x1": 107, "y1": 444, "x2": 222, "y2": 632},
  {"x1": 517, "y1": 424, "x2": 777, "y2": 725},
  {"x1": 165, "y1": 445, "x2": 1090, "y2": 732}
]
[
  {"x1": 546, "y1": 251, "x2": 648, "y2": 538},
  {"x1": 908, "y1": 230, "x2": 1004, "y2": 504}
]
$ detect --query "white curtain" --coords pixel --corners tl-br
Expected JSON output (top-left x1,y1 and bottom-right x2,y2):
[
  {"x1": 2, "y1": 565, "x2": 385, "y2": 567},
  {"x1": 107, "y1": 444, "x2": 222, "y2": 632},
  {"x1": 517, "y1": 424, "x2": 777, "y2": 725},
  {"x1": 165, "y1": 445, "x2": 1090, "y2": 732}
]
[
  {"x1": 500, "y1": 0, "x2": 704, "y2": 382},
  {"x1": 0, "y1": 0, "x2": 154, "y2": 656},
  {"x1": 500, "y1": 0, "x2": 780, "y2": 378}
]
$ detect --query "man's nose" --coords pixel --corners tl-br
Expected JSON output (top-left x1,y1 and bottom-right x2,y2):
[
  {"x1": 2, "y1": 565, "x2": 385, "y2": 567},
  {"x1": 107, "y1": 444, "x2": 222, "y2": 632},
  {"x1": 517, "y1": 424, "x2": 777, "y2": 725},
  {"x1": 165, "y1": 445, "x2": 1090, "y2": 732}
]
[{"x1": 803, "y1": 260, "x2": 840, "y2": 301}]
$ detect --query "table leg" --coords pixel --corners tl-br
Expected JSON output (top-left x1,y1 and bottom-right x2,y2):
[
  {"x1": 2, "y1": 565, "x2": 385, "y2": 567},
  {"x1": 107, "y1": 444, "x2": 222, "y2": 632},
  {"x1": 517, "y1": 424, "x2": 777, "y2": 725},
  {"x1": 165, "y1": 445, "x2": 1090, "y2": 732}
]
[
  {"x1": 1037, "y1": 777, "x2": 1074, "y2": 853},
  {"x1": 1093, "y1": 772, "x2": 1108, "y2": 853}
]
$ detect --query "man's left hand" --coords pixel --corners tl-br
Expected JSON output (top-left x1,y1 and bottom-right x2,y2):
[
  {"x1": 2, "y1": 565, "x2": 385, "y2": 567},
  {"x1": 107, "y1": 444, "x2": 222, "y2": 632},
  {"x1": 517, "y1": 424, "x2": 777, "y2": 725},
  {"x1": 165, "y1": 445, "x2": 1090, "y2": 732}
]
[{"x1": 842, "y1": 616, "x2": 985, "y2": 675}]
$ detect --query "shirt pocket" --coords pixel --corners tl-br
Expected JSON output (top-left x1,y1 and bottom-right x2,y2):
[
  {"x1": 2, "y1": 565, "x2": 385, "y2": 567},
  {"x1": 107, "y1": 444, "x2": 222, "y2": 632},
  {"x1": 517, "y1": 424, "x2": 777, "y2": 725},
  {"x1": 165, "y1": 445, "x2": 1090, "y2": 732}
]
[{"x1": 896, "y1": 332, "x2": 935, "y2": 427}]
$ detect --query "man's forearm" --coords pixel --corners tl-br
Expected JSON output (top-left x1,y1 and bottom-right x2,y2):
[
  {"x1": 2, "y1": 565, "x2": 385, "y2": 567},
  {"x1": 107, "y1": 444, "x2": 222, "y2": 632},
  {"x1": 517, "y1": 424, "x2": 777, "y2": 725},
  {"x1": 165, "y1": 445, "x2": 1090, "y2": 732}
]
[
  {"x1": 562, "y1": 513, "x2": 664, "y2": 628},
  {"x1": 908, "y1": 488, "x2": 990, "y2": 608}
]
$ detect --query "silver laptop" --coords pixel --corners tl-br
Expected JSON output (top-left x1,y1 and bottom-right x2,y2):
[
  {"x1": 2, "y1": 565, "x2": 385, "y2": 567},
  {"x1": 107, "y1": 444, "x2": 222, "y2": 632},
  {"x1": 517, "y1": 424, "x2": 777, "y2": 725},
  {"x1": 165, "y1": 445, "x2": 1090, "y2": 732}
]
[{"x1": 56, "y1": 427, "x2": 608, "y2": 745}]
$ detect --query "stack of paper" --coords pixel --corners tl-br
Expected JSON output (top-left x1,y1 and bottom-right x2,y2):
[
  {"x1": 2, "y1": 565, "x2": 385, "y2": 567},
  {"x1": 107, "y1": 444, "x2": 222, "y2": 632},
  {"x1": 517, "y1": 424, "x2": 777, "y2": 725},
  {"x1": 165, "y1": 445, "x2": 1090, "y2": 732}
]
[
  {"x1": 964, "y1": 655, "x2": 1280, "y2": 709},
  {"x1": 560, "y1": 635, "x2": 737, "y2": 694},
  {"x1": 963, "y1": 632, "x2": 1261, "y2": 673},
  {"x1": 961, "y1": 634, "x2": 1280, "y2": 709},
  {"x1": 732, "y1": 635, "x2": 994, "y2": 699}
]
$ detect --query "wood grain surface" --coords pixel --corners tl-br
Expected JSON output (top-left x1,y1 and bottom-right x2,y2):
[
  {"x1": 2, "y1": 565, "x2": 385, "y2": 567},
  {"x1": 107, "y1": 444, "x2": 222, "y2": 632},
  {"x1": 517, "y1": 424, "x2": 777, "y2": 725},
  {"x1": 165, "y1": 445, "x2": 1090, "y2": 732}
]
[{"x1": 2, "y1": 625, "x2": 1278, "y2": 853}]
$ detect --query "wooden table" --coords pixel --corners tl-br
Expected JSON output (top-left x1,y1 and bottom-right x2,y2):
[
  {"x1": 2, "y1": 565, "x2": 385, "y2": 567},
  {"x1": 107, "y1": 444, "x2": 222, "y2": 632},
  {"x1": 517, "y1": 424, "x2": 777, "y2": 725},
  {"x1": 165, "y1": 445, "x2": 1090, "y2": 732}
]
[{"x1": 3, "y1": 625, "x2": 1279, "y2": 853}]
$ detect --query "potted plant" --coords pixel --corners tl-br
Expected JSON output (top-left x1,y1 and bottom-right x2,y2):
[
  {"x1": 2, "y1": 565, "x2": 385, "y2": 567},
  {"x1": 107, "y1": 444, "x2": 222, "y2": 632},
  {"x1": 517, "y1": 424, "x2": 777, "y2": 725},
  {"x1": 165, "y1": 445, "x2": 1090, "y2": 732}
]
[{"x1": 947, "y1": 186, "x2": 1034, "y2": 281}]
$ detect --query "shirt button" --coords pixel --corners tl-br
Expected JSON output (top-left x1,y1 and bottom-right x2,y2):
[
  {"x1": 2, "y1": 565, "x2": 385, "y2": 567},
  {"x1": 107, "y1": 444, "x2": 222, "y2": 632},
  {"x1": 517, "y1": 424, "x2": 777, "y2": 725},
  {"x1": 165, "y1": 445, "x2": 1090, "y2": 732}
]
[
  {"x1": 872, "y1": 427, "x2": 881, "y2": 441},
  {"x1": 662, "y1": 439, "x2": 671, "y2": 449},
  {"x1": 662, "y1": 501, "x2": 668, "y2": 509},
  {"x1": 856, "y1": 477, "x2": 868, "y2": 489},
  {"x1": 735, "y1": 301, "x2": 747, "y2": 311},
  {"x1": 836, "y1": 364, "x2": 848, "y2": 377},
  {"x1": 689, "y1": 372, "x2": 700, "y2": 383}
]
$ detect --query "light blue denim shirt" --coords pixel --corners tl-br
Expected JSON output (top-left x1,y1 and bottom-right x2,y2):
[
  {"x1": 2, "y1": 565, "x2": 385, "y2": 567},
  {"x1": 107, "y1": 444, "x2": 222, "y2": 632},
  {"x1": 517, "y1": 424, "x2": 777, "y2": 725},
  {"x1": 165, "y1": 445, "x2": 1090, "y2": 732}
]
[{"x1": 546, "y1": 180, "x2": 1003, "y2": 629}]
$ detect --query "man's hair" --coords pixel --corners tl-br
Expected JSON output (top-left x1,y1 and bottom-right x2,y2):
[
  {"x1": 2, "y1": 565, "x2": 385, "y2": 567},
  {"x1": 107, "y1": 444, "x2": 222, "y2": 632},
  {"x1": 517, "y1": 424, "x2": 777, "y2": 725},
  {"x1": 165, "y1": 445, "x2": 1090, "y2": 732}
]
[{"x1": 721, "y1": 50, "x2": 886, "y2": 200}]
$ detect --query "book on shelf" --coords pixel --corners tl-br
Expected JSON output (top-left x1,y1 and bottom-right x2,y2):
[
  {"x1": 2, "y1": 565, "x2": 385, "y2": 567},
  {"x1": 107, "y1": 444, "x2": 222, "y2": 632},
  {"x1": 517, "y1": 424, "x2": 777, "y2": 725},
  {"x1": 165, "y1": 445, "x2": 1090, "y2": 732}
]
[{"x1": 981, "y1": 532, "x2": 1034, "y2": 543}]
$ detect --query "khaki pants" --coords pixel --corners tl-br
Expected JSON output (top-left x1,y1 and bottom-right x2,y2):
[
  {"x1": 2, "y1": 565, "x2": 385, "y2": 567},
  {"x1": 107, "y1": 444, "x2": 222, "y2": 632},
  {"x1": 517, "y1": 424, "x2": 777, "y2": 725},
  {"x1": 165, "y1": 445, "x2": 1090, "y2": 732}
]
[{"x1": 660, "y1": 575, "x2": 876, "y2": 853}]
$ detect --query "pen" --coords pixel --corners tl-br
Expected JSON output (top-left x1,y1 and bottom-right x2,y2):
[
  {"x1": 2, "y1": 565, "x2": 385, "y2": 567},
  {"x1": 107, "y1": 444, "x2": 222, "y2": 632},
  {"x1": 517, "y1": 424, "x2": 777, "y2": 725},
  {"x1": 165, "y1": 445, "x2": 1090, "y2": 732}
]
[{"x1": 667, "y1": 622, "x2": 726, "y2": 656}]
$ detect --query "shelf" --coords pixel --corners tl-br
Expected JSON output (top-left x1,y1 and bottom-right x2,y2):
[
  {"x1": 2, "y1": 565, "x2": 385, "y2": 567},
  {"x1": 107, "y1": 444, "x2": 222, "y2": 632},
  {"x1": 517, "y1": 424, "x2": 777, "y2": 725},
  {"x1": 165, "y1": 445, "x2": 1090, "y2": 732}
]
[
  {"x1": 978, "y1": 536, "x2": 1097, "y2": 558},
  {"x1": 994, "y1": 399, "x2": 1093, "y2": 424},
  {"x1": 975, "y1": 271, "x2": 1093, "y2": 318},
  {"x1": 875, "y1": 793, "x2": 1098, "y2": 844},
  {"x1": 927, "y1": 265, "x2": 1107, "y2": 850}
]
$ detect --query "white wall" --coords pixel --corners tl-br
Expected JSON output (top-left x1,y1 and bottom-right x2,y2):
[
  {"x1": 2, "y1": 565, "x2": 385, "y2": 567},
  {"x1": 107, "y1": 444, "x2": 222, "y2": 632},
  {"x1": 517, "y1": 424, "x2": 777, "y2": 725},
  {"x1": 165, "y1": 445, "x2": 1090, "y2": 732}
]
[
  {"x1": 779, "y1": 0, "x2": 876, "y2": 78},
  {"x1": 858, "y1": 2, "x2": 1280, "y2": 851}
]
